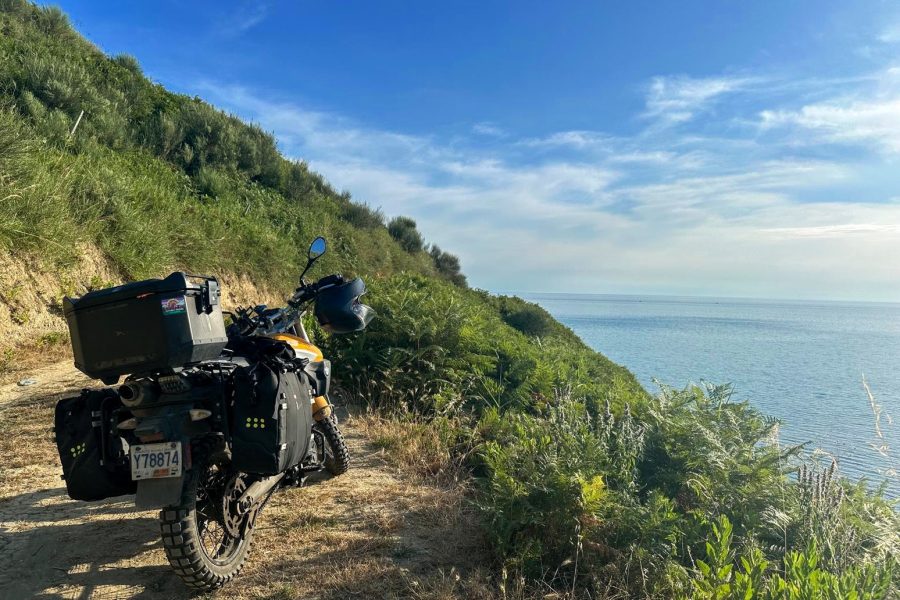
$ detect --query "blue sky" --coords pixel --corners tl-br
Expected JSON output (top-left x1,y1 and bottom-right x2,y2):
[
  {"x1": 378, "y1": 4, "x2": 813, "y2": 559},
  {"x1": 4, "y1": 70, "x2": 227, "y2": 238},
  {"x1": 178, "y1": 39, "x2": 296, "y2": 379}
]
[{"x1": 52, "y1": 1, "x2": 900, "y2": 301}]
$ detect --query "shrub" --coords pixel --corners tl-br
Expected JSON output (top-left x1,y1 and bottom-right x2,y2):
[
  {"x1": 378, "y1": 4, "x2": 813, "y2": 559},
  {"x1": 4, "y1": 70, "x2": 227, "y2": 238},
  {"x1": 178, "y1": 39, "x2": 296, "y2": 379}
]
[
  {"x1": 683, "y1": 515, "x2": 895, "y2": 599},
  {"x1": 387, "y1": 216, "x2": 424, "y2": 253},
  {"x1": 37, "y1": 5, "x2": 71, "y2": 37},
  {"x1": 323, "y1": 273, "x2": 644, "y2": 416},
  {"x1": 340, "y1": 201, "x2": 385, "y2": 229},
  {"x1": 112, "y1": 53, "x2": 142, "y2": 77},
  {"x1": 476, "y1": 383, "x2": 900, "y2": 597},
  {"x1": 478, "y1": 396, "x2": 617, "y2": 582},
  {"x1": 491, "y1": 295, "x2": 564, "y2": 338},
  {"x1": 429, "y1": 244, "x2": 467, "y2": 287}
]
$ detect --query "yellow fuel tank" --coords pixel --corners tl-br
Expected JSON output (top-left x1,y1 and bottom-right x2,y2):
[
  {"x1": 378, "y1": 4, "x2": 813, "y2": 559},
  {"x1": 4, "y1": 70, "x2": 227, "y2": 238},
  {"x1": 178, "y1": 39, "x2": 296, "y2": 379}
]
[{"x1": 269, "y1": 333, "x2": 324, "y2": 362}]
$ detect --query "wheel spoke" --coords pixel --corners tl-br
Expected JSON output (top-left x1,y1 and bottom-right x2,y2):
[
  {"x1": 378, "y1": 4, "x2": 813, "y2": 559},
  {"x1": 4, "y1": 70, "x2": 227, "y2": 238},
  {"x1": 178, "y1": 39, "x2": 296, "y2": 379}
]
[{"x1": 192, "y1": 456, "x2": 247, "y2": 565}]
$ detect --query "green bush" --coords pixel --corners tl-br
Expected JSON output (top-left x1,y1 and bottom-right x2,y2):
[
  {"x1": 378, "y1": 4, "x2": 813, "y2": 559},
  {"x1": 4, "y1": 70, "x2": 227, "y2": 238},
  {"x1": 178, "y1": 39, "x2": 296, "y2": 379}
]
[
  {"x1": 429, "y1": 244, "x2": 467, "y2": 287},
  {"x1": 489, "y1": 294, "x2": 569, "y2": 338},
  {"x1": 478, "y1": 398, "x2": 626, "y2": 583},
  {"x1": 683, "y1": 515, "x2": 895, "y2": 599},
  {"x1": 475, "y1": 384, "x2": 900, "y2": 597},
  {"x1": 387, "y1": 215, "x2": 424, "y2": 253},
  {"x1": 340, "y1": 200, "x2": 385, "y2": 229},
  {"x1": 322, "y1": 273, "x2": 643, "y2": 416}
]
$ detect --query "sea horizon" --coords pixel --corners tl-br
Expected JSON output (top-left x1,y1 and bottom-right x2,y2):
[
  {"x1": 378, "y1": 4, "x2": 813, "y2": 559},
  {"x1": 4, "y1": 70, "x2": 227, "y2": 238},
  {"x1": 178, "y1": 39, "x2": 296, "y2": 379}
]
[{"x1": 507, "y1": 290, "x2": 900, "y2": 308}]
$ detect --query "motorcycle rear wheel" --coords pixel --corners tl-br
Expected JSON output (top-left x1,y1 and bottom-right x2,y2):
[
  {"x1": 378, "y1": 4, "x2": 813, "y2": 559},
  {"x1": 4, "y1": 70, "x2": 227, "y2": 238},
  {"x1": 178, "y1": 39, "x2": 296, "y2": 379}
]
[{"x1": 159, "y1": 438, "x2": 253, "y2": 591}]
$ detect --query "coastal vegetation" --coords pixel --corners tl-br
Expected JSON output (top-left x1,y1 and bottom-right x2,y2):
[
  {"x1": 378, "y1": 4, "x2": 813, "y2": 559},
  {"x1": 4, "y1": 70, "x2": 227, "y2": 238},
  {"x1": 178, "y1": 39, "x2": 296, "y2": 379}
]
[
  {"x1": 1, "y1": 2, "x2": 897, "y2": 598},
  {"x1": 332, "y1": 277, "x2": 899, "y2": 598}
]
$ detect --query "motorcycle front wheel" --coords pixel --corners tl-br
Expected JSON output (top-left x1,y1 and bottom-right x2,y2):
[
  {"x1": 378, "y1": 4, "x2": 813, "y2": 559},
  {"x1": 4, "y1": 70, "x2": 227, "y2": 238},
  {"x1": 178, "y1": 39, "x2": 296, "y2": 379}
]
[
  {"x1": 316, "y1": 413, "x2": 351, "y2": 475},
  {"x1": 159, "y1": 438, "x2": 253, "y2": 591}
]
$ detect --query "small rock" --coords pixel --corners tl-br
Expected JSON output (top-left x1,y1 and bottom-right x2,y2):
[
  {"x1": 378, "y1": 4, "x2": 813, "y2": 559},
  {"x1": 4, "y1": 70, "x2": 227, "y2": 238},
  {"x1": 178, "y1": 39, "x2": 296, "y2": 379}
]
[{"x1": 17, "y1": 378, "x2": 37, "y2": 387}]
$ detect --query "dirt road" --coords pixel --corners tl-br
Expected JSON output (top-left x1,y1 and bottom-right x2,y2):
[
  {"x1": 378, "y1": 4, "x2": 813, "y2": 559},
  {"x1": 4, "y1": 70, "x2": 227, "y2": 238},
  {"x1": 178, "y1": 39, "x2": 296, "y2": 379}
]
[{"x1": 0, "y1": 362, "x2": 488, "y2": 599}]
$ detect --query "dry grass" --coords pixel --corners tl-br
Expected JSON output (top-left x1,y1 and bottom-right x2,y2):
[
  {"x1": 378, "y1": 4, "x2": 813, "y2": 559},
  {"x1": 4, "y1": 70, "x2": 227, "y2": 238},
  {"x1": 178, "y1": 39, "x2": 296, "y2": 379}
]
[
  {"x1": 0, "y1": 360, "x2": 497, "y2": 599},
  {"x1": 0, "y1": 336, "x2": 72, "y2": 385},
  {"x1": 863, "y1": 375, "x2": 898, "y2": 480},
  {"x1": 354, "y1": 411, "x2": 474, "y2": 485}
]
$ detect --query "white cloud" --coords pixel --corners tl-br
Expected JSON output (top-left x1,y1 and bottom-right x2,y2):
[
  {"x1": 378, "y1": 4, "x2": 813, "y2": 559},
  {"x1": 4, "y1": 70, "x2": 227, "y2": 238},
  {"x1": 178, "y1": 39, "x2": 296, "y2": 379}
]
[
  {"x1": 757, "y1": 67, "x2": 900, "y2": 153},
  {"x1": 190, "y1": 74, "x2": 900, "y2": 301},
  {"x1": 615, "y1": 161, "x2": 851, "y2": 223},
  {"x1": 644, "y1": 75, "x2": 756, "y2": 124},
  {"x1": 519, "y1": 130, "x2": 611, "y2": 149},
  {"x1": 878, "y1": 23, "x2": 900, "y2": 44},
  {"x1": 436, "y1": 159, "x2": 618, "y2": 197},
  {"x1": 309, "y1": 149, "x2": 900, "y2": 300},
  {"x1": 606, "y1": 150, "x2": 676, "y2": 164},
  {"x1": 218, "y1": 3, "x2": 269, "y2": 36},
  {"x1": 760, "y1": 98, "x2": 900, "y2": 153},
  {"x1": 762, "y1": 223, "x2": 900, "y2": 238},
  {"x1": 198, "y1": 83, "x2": 438, "y2": 163},
  {"x1": 472, "y1": 122, "x2": 506, "y2": 137}
]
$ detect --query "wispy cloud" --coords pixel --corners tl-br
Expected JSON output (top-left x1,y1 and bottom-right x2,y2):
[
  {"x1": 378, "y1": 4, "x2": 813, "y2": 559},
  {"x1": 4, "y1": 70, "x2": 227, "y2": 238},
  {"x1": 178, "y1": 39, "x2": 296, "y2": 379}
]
[
  {"x1": 762, "y1": 223, "x2": 900, "y2": 238},
  {"x1": 198, "y1": 83, "x2": 435, "y2": 162},
  {"x1": 217, "y1": 3, "x2": 269, "y2": 36},
  {"x1": 644, "y1": 75, "x2": 757, "y2": 124},
  {"x1": 472, "y1": 122, "x2": 506, "y2": 137},
  {"x1": 758, "y1": 67, "x2": 900, "y2": 154},
  {"x1": 878, "y1": 23, "x2": 900, "y2": 44},
  {"x1": 519, "y1": 130, "x2": 611, "y2": 149},
  {"x1": 761, "y1": 98, "x2": 900, "y2": 153},
  {"x1": 193, "y1": 67, "x2": 900, "y2": 300}
]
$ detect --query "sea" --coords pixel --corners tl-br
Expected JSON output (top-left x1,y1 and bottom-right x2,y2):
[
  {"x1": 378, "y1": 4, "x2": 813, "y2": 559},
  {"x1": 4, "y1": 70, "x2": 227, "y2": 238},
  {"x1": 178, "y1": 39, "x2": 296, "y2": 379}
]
[{"x1": 523, "y1": 293, "x2": 900, "y2": 498}]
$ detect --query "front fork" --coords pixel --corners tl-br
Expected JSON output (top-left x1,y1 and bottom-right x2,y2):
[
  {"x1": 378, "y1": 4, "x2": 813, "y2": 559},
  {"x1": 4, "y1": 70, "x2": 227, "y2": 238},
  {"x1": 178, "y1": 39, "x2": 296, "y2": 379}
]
[{"x1": 312, "y1": 395, "x2": 332, "y2": 421}]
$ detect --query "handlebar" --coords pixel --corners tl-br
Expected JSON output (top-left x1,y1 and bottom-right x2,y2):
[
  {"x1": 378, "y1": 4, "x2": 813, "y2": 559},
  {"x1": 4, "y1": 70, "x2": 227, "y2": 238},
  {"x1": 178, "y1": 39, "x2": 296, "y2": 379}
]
[
  {"x1": 230, "y1": 273, "x2": 346, "y2": 338},
  {"x1": 288, "y1": 273, "x2": 346, "y2": 307}
]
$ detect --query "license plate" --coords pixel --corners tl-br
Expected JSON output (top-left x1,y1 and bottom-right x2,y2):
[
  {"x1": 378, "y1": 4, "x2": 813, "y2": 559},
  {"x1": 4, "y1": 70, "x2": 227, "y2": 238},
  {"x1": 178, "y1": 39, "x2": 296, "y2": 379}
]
[{"x1": 131, "y1": 442, "x2": 182, "y2": 480}]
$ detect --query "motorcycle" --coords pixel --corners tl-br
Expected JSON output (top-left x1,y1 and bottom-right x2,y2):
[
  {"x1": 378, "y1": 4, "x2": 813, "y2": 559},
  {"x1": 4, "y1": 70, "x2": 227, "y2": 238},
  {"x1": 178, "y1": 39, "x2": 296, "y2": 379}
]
[{"x1": 53, "y1": 237, "x2": 374, "y2": 591}]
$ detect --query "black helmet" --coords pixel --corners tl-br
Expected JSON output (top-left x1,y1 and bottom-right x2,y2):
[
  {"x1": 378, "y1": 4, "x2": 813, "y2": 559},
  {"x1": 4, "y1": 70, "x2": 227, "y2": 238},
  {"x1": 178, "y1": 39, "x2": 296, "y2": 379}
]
[{"x1": 314, "y1": 277, "x2": 375, "y2": 334}]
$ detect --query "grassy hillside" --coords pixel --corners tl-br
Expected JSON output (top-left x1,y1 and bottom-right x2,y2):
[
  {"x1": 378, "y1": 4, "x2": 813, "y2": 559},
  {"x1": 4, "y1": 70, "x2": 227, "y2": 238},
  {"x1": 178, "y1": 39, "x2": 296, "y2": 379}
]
[
  {"x1": 1, "y1": 2, "x2": 898, "y2": 598},
  {"x1": 0, "y1": 1, "x2": 444, "y2": 286}
]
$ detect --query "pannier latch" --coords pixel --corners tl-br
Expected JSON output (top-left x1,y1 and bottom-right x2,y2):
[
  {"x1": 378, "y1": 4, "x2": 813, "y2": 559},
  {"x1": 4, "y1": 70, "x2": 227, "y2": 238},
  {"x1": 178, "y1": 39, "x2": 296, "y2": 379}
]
[{"x1": 200, "y1": 279, "x2": 220, "y2": 314}]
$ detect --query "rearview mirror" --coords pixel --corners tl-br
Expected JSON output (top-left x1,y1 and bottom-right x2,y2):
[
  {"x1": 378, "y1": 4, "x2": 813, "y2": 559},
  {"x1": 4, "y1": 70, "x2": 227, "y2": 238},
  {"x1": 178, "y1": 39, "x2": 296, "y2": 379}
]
[{"x1": 308, "y1": 237, "x2": 326, "y2": 260}]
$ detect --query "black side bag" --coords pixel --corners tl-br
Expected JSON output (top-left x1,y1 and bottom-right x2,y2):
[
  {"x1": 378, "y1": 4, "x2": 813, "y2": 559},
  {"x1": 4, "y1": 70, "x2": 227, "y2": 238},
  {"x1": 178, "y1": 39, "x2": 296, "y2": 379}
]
[
  {"x1": 231, "y1": 363, "x2": 312, "y2": 475},
  {"x1": 54, "y1": 389, "x2": 136, "y2": 501}
]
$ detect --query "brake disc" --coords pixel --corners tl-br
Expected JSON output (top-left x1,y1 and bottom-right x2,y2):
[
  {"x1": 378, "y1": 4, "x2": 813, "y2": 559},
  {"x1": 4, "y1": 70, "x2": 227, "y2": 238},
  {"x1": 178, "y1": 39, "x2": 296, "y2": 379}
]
[{"x1": 222, "y1": 475, "x2": 248, "y2": 537}]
